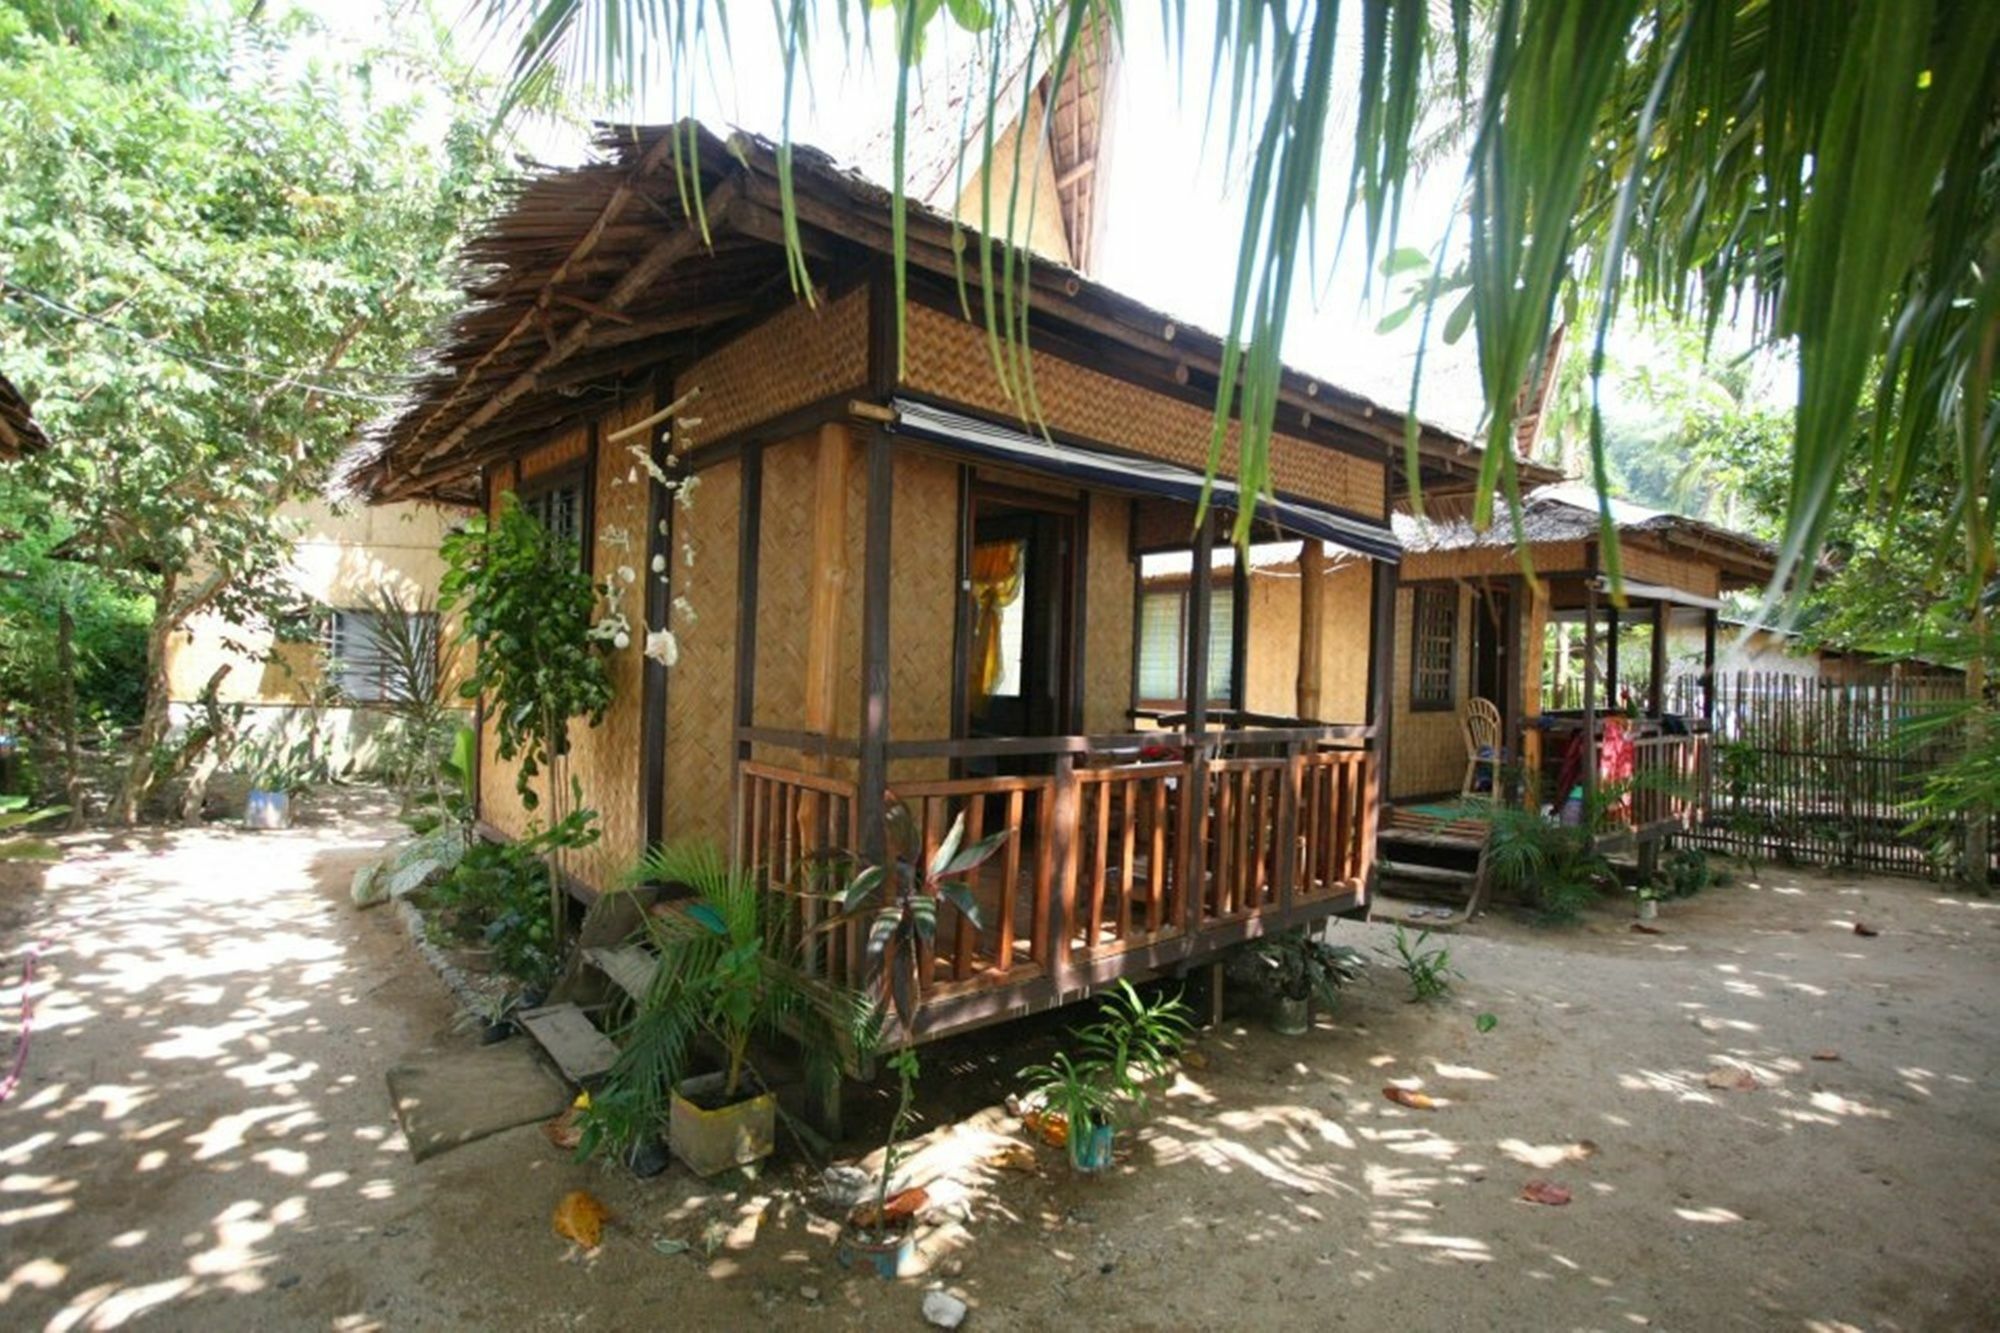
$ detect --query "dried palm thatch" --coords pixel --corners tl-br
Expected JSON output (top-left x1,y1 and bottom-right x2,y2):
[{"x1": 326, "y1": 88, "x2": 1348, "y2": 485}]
[
  {"x1": 344, "y1": 121, "x2": 1526, "y2": 511},
  {"x1": 0, "y1": 372, "x2": 49, "y2": 459}
]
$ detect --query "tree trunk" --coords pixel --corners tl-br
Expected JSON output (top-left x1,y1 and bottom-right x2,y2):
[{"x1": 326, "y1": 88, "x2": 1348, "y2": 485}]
[
  {"x1": 57, "y1": 598, "x2": 83, "y2": 829},
  {"x1": 116, "y1": 575, "x2": 180, "y2": 826}
]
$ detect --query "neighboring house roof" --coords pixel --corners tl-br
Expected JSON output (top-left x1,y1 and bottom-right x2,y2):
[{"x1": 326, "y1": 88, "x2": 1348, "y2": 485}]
[
  {"x1": 837, "y1": 10, "x2": 1117, "y2": 274},
  {"x1": 348, "y1": 119, "x2": 1505, "y2": 506},
  {"x1": 1393, "y1": 482, "x2": 1781, "y2": 584},
  {"x1": 0, "y1": 372, "x2": 49, "y2": 459}
]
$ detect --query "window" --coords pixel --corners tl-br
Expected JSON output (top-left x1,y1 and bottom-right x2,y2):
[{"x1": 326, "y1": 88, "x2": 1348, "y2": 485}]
[
  {"x1": 1134, "y1": 583, "x2": 1236, "y2": 708},
  {"x1": 1410, "y1": 585, "x2": 1457, "y2": 710},
  {"x1": 322, "y1": 608, "x2": 437, "y2": 705},
  {"x1": 519, "y1": 471, "x2": 586, "y2": 563}
]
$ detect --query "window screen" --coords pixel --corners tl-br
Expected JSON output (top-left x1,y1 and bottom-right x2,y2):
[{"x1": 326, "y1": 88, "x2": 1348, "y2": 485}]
[
  {"x1": 1135, "y1": 584, "x2": 1235, "y2": 707},
  {"x1": 521, "y1": 478, "x2": 584, "y2": 557},
  {"x1": 1410, "y1": 585, "x2": 1457, "y2": 710},
  {"x1": 323, "y1": 609, "x2": 437, "y2": 705}
]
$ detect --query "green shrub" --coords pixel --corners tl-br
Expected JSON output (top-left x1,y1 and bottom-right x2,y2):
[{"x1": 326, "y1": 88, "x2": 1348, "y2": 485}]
[{"x1": 429, "y1": 808, "x2": 598, "y2": 989}]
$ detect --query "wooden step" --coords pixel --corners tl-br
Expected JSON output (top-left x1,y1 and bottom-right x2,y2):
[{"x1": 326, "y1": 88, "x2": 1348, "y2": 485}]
[
  {"x1": 584, "y1": 944, "x2": 659, "y2": 1003},
  {"x1": 1378, "y1": 859, "x2": 1475, "y2": 886},
  {"x1": 517, "y1": 1003, "x2": 618, "y2": 1086}
]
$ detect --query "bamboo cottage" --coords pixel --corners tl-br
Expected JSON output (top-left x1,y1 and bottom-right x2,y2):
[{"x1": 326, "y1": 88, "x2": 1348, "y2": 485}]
[
  {"x1": 1380, "y1": 482, "x2": 1780, "y2": 869},
  {"x1": 353, "y1": 122, "x2": 1500, "y2": 1042}
]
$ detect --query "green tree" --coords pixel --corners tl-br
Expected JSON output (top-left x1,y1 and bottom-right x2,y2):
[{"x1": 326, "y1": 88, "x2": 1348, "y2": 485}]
[
  {"x1": 487, "y1": 1, "x2": 2000, "y2": 598},
  {"x1": 0, "y1": 0, "x2": 517, "y2": 821}
]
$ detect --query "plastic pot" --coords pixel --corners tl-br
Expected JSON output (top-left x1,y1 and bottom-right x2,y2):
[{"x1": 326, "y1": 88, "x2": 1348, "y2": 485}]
[
  {"x1": 669, "y1": 1072, "x2": 776, "y2": 1177},
  {"x1": 244, "y1": 788, "x2": 293, "y2": 830},
  {"x1": 1637, "y1": 897, "x2": 1659, "y2": 921},
  {"x1": 835, "y1": 1222, "x2": 916, "y2": 1278},
  {"x1": 1068, "y1": 1119, "x2": 1115, "y2": 1174},
  {"x1": 1270, "y1": 993, "x2": 1311, "y2": 1036}
]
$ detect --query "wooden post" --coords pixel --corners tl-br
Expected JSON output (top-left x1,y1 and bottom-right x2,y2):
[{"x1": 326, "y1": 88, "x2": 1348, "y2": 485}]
[
  {"x1": 1180, "y1": 510, "x2": 1215, "y2": 934},
  {"x1": 640, "y1": 424, "x2": 673, "y2": 850},
  {"x1": 1582, "y1": 581, "x2": 1599, "y2": 813},
  {"x1": 857, "y1": 428, "x2": 894, "y2": 861},
  {"x1": 1296, "y1": 540, "x2": 1326, "y2": 720},
  {"x1": 1368, "y1": 556, "x2": 1400, "y2": 888},
  {"x1": 1649, "y1": 599, "x2": 1668, "y2": 718},
  {"x1": 1605, "y1": 604, "x2": 1621, "y2": 710},
  {"x1": 1702, "y1": 609, "x2": 1719, "y2": 728}
]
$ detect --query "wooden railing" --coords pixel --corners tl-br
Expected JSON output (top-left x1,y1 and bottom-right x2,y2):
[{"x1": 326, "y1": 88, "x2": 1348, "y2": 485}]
[
  {"x1": 734, "y1": 726, "x2": 1376, "y2": 1019},
  {"x1": 1631, "y1": 734, "x2": 1707, "y2": 831}
]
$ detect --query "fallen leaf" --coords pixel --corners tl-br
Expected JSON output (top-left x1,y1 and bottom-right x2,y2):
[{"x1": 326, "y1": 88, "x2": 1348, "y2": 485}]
[
  {"x1": 1704, "y1": 1067, "x2": 1760, "y2": 1092},
  {"x1": 552, "y1": 1190, "x2": 610, "y2": 1248},
  {"x1": 1520, "y1": 1180, "x2": 1572, "y2": 1206},
  {"x1": 1475, "y1": 1012, "x2": 1498, "y2": 1034},
  {"x1": 1811, "y1": 1049, "x2": 1842, "y2": 1062},
  {"x1": 651, "y1": 1237, "x2": 691, "y2": 1256},
  {"x1": 989, "y1": 1143, "x2": 1039, "y2": 1173},
  {"x1": 1630, "y1": 922, "x2": 1663, "y2": 935},
  {"x1": 1383, "y1": 1085, "x2": 1437, "y2": 1110},
  {"x1": 849, "y1": 1186, "x2": 929, "y2": 1231},
  {"x1": 542, "y1": 1106, "x2": 583, "y2": 1151},
  {"x1": 1181, "y1": 1049, "x2": 1209, "y2": 1070},
  {"x1": 1853, "y1": 922, "x2": 1880, "y2": 938}
]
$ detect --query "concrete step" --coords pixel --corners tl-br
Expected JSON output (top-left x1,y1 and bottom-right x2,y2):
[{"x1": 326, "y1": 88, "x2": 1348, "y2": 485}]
[{"x1": 517, "y1": 1003, "x2": 618, "y2": 1086}]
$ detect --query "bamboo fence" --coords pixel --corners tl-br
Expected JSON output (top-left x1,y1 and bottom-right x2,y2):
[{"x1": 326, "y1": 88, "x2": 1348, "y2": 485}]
[{"x1": 1668, "y1": 670, "x2": 1969, "y2": 876}]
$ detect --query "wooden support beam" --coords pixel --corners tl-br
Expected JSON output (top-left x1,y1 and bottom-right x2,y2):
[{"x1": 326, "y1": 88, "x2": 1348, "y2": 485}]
[
  {"x1": 857, "y1": 428, "x2": 895, "y2": 859},
  {"x1": 1582, "y1": 580, "x2": 1599, "y2": 812},
  {"x1": 1702, "y1": 607, "x2": 1719, "y2": 728},
  {"x1": 410, "y1": 177, "x2": 741, "y2": 469},
  {"x1": 730, "y1": 441, "x2": 765, "y2": 861},
  {"x1": 1180, "y1": 510, "x2": 1216, "y2": 931},
  {"x1": 1296, "y1": 540, "x2": 1326, "y2": 720},
  {"x1": 1649, "y1": 599, "x2": 1668, "y2": 717},
  {"x1": 640, "y1": 409, "x2": 673, "y2": 850},
  {"x1": 1366, "y1": 559, "x2": 1397, "y2": 815}
]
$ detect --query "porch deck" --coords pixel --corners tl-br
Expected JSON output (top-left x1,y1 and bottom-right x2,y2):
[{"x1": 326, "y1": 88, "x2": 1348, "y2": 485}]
[{"x1": 736, "y1": 726, "x2": 1375, "y2": 1041}]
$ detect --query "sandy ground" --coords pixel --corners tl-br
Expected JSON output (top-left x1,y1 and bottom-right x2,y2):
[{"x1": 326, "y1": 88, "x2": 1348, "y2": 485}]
[{"x1": 3, "y1": 791, "x2": 1999, "y2": 1331}]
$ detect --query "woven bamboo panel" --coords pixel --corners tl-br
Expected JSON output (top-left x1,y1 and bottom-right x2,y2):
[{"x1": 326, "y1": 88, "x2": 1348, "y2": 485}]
[
  {"x1": 886, "y1": 452, "x2": 958, "y2": 774},
  {"x1": 674, "y1": 287, "x2": 868, "y2": 446},
  {"x1": 1244, "y1": 565, "x2": 1299, "y2": 717},
  {"x1": 1318, "y1": 559, "x2": 1372, "y2": 722},
  {"x1": 754, "y1": 436, "x2": 817, "y2": 731},
  {"x1": 1389, "y1": 583, "x2": 1473, "y2": 799},
  {"x1": 665, "y1": 457, "x2": 741, "y2": 846},
  {"x1": 1082, "y1": 494, "x2": 1134, "y2": 733},
  {"x1": 520, "y1": 426, "x2": 589, "y2": 480},
  {"x1": 1130, "y1": 496, "x2": 1197, "y2": 550},
  {"x1": 1620, "y1": 543, "x2": 1720, "y2": 599},
  {"x1": 902, "y1": 302, "x2": 1386, "y2": 518},
  {"x1": 563, "y1": 392, "x2": 653, "y2": 888}
]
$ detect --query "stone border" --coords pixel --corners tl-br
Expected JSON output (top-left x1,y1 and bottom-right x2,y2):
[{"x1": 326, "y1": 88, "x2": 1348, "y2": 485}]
[{"x1": 395, "y1": 897, "x2": 511, "y2": 1018}]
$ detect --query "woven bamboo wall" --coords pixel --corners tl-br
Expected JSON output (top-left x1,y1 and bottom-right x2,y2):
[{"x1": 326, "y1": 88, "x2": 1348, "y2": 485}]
[
  {"x1": 477, "y1": 395, "x2": 654, "y2": 889},
  {"x1": 1620, "y1": 543, "x2": 1721, "y2": 599},
  {"x1": 1389, "y1": 583, "x2": 1473, "y2": 799},
  {"x1": 902, "y1": 302, "x2": 1386, "y2": 518},
  {"x1": 564, "y1": 394, "x2": 654, "y2": 886},
  {"x1": 885, "y1": 451, "x2": 958, "y2": 768},
  {"x1": 1321, "y1": 559, "x2": 1372, "y2": 721},
  {"x1": 664, "y1": 457, "x2": 741, "y2": 847},
  {"x1": 1083, "y1": 493, "x2": 1135, "y2": 733},
  {"x1": 754, "y1": 435, "x2": 818, "y2": 733},
  {"x1": 674, "y1": 287, "x2": 868, "y2": 446},
  {"x1": 1241, "y1": 557, "x2": 1372, "y2": 722}
]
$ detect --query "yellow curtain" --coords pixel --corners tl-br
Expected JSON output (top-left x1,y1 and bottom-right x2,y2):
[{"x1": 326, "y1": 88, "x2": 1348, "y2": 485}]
[{"x1": 967, "y1": 540, "x2": 1023, "y2": 713}]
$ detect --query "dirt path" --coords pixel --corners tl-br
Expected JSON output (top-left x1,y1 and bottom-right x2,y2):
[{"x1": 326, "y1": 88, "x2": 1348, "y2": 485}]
[{"x1": 4, "y1": 797, "x2": 1998, "y2": 1330}]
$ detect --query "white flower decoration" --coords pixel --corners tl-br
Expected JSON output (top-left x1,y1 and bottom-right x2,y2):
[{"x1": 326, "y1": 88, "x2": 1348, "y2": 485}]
[{"x1": 644, "y1": 627, "x2": 679, "y2": 667}]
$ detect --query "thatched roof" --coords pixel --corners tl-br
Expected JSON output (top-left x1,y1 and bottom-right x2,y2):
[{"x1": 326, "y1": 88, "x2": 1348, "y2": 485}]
[
  {"x1": 1393, "y1": 482, "x2": 1781, "y2": 585},
  {"x1": 0, "y1": 372, "x2": 48, "y2": 459},
  {"x1": 348, "y1": 120, "x2": 1515, "y2": 506}
]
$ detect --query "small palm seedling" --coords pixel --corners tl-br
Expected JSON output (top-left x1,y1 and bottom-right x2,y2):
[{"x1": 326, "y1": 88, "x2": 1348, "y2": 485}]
[{"x1": 1385, "y1": 925, "x2": 1460, "y2": 1003}]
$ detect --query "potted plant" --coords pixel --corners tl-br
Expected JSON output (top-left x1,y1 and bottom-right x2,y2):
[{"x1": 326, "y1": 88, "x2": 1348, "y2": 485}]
[
  {"x1": 1018, "y1": 979, "x2": 1193, "y2": 1175},
  {"x1": 1636, "y1": 882, "x2": 1663, "y2": 921},
  {"x1": 1241, "y1": 927, "x2": 1366, "y2": 1034},
  {"x1": 835, "y1": 1046, "x2": 925, "y2": 1277},
  {"x1": 239, "y1": 731, "x2": 322, "y2": 830}
]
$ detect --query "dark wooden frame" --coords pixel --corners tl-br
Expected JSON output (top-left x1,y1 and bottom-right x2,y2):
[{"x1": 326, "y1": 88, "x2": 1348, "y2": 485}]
[{"x1": 1408, "y1": 582, "x2": 1459, "y2": 713}]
